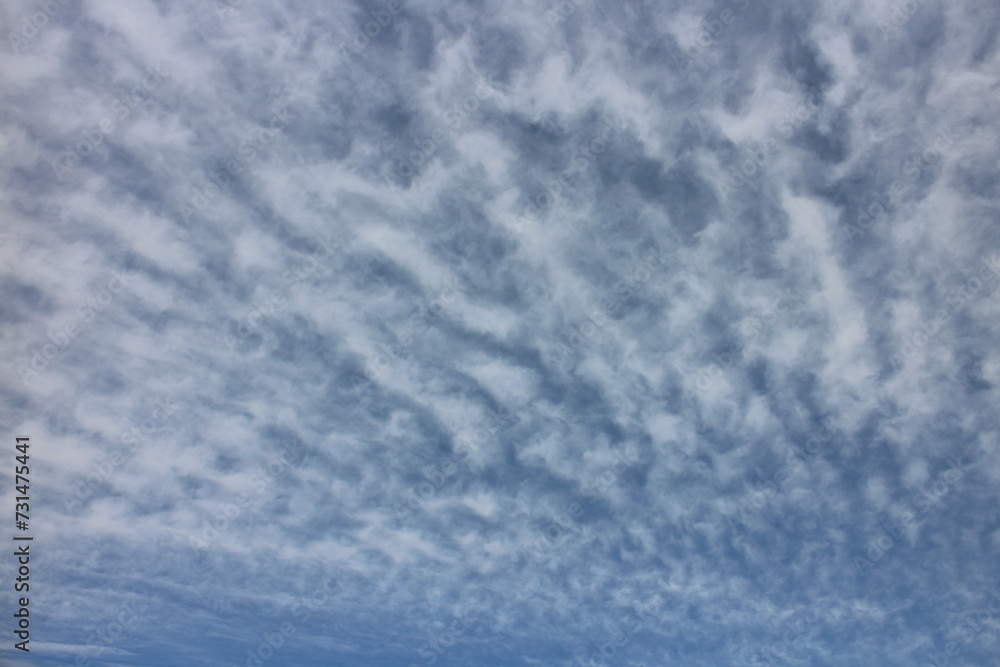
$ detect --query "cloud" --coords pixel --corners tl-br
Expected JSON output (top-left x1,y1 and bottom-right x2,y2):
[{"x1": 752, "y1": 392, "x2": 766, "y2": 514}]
[{"x1": 1, "y1": 0, "x2": 999, "y2": 665}]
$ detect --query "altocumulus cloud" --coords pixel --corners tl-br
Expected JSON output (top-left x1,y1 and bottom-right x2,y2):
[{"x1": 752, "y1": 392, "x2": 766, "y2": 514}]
[{"x1": 1, "y1": 0, "x2": 999, "y2": 665}]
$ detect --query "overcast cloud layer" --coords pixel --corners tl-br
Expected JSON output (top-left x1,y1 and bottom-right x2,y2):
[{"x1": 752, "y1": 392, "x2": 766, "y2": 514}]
[{"x1": 2, "y1": 0, "x2": 1000, "y2": 665}]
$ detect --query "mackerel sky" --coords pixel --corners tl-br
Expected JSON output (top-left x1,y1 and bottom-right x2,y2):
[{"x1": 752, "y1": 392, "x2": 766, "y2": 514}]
[{"x1": 2, "y1": 0, "x2": 1000, "y2": 665}]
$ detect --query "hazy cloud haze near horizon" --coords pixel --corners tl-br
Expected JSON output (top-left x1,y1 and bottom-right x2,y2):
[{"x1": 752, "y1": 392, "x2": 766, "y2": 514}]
[{"x1": 1, "y1": 0, "x2": 1000, "y2": 665}]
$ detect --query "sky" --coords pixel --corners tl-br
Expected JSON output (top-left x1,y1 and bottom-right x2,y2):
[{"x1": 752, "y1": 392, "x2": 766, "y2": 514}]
[{"x1": 1, "y1": 0, "x2": 1000, "y2": 665}]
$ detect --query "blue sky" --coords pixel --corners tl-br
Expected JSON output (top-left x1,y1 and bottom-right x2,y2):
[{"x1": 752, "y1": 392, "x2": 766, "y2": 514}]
[{"x1": 2, "y1": 0, "x2": 1000, "y2": 665}]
